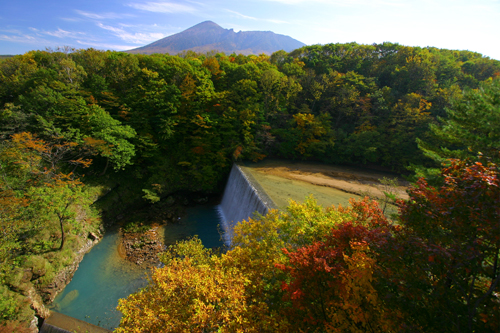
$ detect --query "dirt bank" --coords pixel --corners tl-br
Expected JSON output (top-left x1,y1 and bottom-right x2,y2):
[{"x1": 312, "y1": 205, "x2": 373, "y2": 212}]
[{"x1": 246, "y1": 160, "x2": 409, "y2": 201}]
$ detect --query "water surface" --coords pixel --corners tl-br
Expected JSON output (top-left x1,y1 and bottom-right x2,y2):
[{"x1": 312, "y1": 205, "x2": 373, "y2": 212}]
[
  {"x1": 51, "y1": 229, "x2": 145, "y2": 329},
  {"x1": 51, "y1": 205, "x2": 224, "y2": 330}
]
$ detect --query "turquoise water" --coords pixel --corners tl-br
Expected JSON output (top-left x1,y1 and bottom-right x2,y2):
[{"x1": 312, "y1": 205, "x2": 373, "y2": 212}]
[
  {"x1": 50, "y1": 229, "x2": 145, "y2": 329},
  {"x1": 51, "y1": 205, "x2": 224, "y2": 330},
  {"x1": 160, "y1": 205, "x2": 225, "y2": 249}
]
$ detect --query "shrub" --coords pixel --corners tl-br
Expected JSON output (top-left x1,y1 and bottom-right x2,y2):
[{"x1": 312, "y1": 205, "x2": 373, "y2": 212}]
[{"x1": 123, "y1": 222, "x2": 150, "y2": 234}]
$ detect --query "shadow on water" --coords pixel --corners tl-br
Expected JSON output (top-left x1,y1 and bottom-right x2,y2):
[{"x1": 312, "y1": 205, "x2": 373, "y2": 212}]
[
  {"x1": 158, "y1": 204, "x2": 225, "y2": 250},
  {"x1": 51, "y1": 205, "x2": 224, "y2": 330}
]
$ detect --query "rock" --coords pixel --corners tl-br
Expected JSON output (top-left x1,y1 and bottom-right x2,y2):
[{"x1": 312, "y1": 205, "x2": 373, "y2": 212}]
[
  {"x1": 29, "y1": 316, "x2": 38, "y2": 333},
  {"x1": 23, "y1": 269, "x2": 34, "y2": 284},
  {"x1": 27, "y1": 284, "x2": 50, "y2": 319},
  {"x1": 88, "y1": 232, "x2": 99, "y2": 241},
  {"x1": 121, "y1": 229, "x2": 164, "y2": 267}
]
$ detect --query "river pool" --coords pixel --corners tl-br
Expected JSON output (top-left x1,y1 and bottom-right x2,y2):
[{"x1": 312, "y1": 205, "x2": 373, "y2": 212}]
[{"x1": 51, "y1": 205, "x2": 224, "y2": 330}]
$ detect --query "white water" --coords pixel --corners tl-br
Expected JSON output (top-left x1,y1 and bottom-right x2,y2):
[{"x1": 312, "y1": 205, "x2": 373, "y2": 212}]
[{"x1": 218, "y1": 164, "x2": 276, "y2": 245}]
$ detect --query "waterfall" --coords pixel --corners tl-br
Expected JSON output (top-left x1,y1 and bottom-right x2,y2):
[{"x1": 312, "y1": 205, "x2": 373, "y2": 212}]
[{"x1": 218, "y1": 164, "x2": 276, "y2": 245}]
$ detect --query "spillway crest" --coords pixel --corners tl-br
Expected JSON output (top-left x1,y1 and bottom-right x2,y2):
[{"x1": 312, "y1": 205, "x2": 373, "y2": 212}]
[{"x1": 218, "y1": 164, "x2": 275, "y2": 244}]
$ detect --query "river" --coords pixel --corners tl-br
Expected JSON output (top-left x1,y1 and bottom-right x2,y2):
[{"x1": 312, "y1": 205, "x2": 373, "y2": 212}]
[{"x1": 50, "y1": 205, "x2": 224, "y2": 330}]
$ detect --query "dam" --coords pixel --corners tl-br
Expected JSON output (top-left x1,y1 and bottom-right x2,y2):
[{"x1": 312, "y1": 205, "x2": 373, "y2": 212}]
[
  {"x1": 46, "y1": 160, "x2": 395, "y2": 330},
  {"x1": 218, "y1": 163, "x2": 277, "y2": 244}
]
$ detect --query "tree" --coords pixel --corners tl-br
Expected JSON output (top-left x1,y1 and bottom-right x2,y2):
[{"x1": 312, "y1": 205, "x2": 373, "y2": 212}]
[
  {"x1": 378, "y1": 157, "x2": 500, "y2": 332},
  {"x1": 418, "y1": 77, "x2": 500, "y2": 166},
  {"x1": 83, "y1": 104, "x2": 136, "y2": 173},
  {"x1": 292, "y1": 113, "x2": 328, "y2": 157},
  {"x1": 117, "y1": 238, "x2": 279, "y2": 333},
  {"x1": 0, "y1": 185, "x2": 29, "y2": 262},
  {"x1": 28, "y1": 173, "x2": 85, "y2": 250},
  {"x1": 1, "y1": 132, "x2": 91, "y2": 251},
  {"x1": 117, "y1": 196, "x2": 403, "y2": 332},
  {"x1": 117, "y1": 198, "x2": 356, "y2": 332},
  {"x1": 277, "y1": 222, "x2": 397, "y2": 333}
]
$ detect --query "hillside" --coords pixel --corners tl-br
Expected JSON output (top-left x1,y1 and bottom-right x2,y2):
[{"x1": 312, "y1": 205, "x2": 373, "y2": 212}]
[{"x1": 127, "y1": 21, "x2": 306, "y2": 55}]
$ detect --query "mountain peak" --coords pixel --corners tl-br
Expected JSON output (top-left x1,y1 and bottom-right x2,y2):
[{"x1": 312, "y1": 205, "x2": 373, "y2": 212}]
[
  {"x1": 127, "y1": 21, "x2": 306, "y2": 56},
  {"x1": 190, "y1": 21, "x2": 222, "y2": 29}
]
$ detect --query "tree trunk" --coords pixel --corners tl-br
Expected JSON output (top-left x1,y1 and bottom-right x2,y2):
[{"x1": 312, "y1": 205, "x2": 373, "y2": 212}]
[
  {"x1": 100, "y1": 157, "x2": 110, "y2": 176},
  {"x1": 58, "y1": 213, "x2": 65, "y2": 250}
]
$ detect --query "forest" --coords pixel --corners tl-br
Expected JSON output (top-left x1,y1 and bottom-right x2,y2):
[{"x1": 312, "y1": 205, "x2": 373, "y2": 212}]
[{"x1": 0, "y1": 43, "x2": 499, "y2": 332}]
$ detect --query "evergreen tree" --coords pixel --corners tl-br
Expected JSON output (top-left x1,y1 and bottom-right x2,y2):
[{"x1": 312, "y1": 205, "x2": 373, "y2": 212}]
[{"x1": 418, "y1": 77, "x2": 500, "y2": 165}]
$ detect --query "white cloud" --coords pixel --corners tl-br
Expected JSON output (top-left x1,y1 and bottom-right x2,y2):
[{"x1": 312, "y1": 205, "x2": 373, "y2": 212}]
[
  {"x1": 44, "y1": 28, "x2": 86, "y2": 39},
  {"x1": 226, "y1": 9, "x2": 258, "y2": 20},
  {"x1": 0, "y1": 34, "x2": 37, "y2": 43},
  {"x1": 258, "y1": 0, "x2": 415, "y2": 7},
  {"x1": 258, "y1": 0, "x2": 354, "y2": 4},
  {"x1": 0, "y1": 28, "x2": 87, "y2": 48},
  {"x1": 60, "y1": 17, "x2": 82, "y2": 22},
  {"x1": 75, "y1": 10, "x2": 131, "y2": 20},
  {"x1": 0, "y1": 28, "x2": 24, "y2": 34},
  {"x1": 128, "y1": 1, "x2": 197, "y2": 13},
  {"x1": 0, "y1": 30, "x2": 56, "y2": 47},
  {"x1": 97, "y1": 23, "x2": 124, "y2": 34},
  {"x1": 266, "y1": 19, "x2": 289, "y2": 24},
  {"x1": 118, "y1": 22, "x2": 179, "y2": 34},
  {"x1": 184, "y1": 0, "x2": 206, "y2": 6},
  {"x1": 261, "y1": 0, "x2": 498, "y2": 10},
  {"x1": 97, "y1": 23, "x2": 166, "y2": 44}
]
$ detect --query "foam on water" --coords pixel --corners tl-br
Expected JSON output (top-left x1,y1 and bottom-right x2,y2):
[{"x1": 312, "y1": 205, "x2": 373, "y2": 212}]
[{"x1": 218, "y1": 164, "x2": 276, "y2": 245}]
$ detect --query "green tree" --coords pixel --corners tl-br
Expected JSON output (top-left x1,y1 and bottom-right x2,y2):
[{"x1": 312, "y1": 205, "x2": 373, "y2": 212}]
[
  {"x1": 418, "y1": 77, "x2": 500, "y2": 165},
  {"x1": 83, "y1": 104, "x2": 136, "y2": 173},
  {"x1": 28, "y1": 173, "x2": 86, "y2": 250},
  {"x1": 2, "y1": 132, "x2": 91, "y2": 250}
]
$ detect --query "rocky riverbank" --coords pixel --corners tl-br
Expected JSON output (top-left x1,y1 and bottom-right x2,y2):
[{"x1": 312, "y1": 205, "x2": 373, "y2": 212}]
[
  {"x1": 3, "y1": 231, "x2": 103, "y2": 333},
  {"x1": 119, "y1": 227, "x2": 164, "y2": 266},
  {"x1": 117, "y1": 194, "x2": 198, "y2": 266}
]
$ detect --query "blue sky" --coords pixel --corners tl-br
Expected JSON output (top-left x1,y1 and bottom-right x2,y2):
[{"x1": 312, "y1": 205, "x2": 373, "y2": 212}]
[{"x1": 1, "y1": 0, "x2": 499, "y2": 59}]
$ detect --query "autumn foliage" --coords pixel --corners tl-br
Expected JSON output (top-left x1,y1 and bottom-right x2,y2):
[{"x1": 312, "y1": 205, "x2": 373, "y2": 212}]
[
  {"x1": 117, "y1": 238, "x2": 279, "y2": 333},
  {"x1": 387, "y1": 158, "x2": 500, "y2": 332},
  {"x1": 117, "y1": 157, "x2": 500, "y2": 332},
  {"x1": 1, "y1": 46, "x2": 499, "y2": 329},
  {"x1": 277, "y1": 225, "x2": 396, "y2": 333}
]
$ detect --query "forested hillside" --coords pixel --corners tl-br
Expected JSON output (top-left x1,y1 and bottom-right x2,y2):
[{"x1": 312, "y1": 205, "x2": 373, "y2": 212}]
[{"x1": 0, "y1": 43, "x2": 499, "y2": 331}]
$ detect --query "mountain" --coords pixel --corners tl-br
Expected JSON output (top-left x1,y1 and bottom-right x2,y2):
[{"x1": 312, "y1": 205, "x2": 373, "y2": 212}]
[{"x1": 127, "y1": 21, "x2": 306, "y2": 56}]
